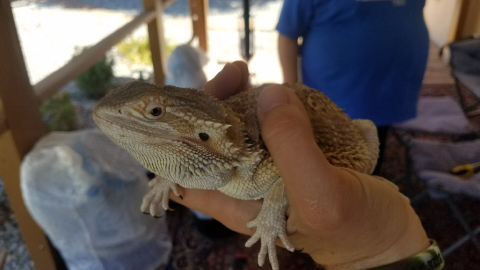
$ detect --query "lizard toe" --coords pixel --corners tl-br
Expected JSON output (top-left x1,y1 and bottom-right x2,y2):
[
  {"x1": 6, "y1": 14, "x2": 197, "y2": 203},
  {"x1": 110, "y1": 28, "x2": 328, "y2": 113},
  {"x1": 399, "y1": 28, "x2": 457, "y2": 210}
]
[
  {"x1": 279, "y1": 231, "x2": 294, "y2": 252},
  {"x1": 245, "y1": 231, "x2": 261, "y2": 247},
  {"x1": 258, "y1": 238, "x2": 267, "y2": 267},
  {"x1": 246, "y1": 219, "x2": 258, "y2": 229}
]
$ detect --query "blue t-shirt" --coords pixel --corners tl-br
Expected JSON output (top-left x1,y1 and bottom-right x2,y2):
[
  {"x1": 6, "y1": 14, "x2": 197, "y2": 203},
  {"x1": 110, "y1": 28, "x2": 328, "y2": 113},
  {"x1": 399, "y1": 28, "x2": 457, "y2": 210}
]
[{"x1": 276, "y1": 0, "x2": 429, "y2": 126}]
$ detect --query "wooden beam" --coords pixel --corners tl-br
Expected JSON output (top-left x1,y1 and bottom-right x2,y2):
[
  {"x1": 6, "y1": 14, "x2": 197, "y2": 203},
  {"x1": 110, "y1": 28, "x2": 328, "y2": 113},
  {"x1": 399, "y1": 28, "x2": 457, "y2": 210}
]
[
  {"x1": 144, "y1": 0, "x2": 168, "y2": 85},
  {"x1": 0, "y1": 0, "x2": 47, "y2": 157},
  {"x1": 0, "y1": 121, "x2": 6, "y2": 137},
  {"x1": 189, "y1": 0, "x2": 208, "y2": 52},
  {"x1": 455, "y1": 0, "x2": 480, "y2": 39},
  {"x1": 164, "y1": 0, "x2": 177, "y2": 8},
  {"x1": 0, "y1": 131, "x2": 57, "y2": 270},
  {"x1": 33, "y1": 10, "x2": 156, "y2": 102},
  {"x1": 0, "y1": 247, "x2": 6, "y2": 269},
  {"x1": 0, "y1": 104, "x2": 6, "y2": 137},
  {"x1": 447, "y1": 0, "x2": 464, "y2": 43},
  {"x1": 0, "y1": 1, "x2": 56, "y2": 269}
]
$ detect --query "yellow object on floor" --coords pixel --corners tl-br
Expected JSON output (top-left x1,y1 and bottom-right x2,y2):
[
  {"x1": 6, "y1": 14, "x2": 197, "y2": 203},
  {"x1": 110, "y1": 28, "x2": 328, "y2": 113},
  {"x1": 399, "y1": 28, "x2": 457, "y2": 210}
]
[{"x1": 450, "y1": 162, "x2": 480, "y2": 179}]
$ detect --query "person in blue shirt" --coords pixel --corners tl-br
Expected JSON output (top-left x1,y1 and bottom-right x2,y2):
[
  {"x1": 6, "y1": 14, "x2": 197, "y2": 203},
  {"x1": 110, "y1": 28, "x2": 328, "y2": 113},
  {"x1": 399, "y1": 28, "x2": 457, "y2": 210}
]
[{"x1": 276, "y1": 0, "x2": 429, "y2": 173}]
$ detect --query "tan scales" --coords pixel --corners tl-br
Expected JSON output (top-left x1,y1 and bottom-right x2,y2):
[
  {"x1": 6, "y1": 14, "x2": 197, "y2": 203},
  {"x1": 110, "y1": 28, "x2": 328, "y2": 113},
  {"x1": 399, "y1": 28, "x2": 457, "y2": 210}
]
[{"x1": 93, "y1": 81, "x2": 379, "y2": 270}]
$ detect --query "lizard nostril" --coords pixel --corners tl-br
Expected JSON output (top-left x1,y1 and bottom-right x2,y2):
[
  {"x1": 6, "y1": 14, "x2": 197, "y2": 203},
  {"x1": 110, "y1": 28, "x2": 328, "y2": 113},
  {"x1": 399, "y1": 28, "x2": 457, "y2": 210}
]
[{"x1": 118, "y1": 109, "x2": 122, "y2": 114}]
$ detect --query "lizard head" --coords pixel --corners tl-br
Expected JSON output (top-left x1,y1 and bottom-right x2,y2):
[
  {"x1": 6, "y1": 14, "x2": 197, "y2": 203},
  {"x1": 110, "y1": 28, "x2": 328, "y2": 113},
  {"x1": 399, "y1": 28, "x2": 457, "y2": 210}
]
[{"x1": 93, "y1": 81, "x2": 257, "y2": 189}]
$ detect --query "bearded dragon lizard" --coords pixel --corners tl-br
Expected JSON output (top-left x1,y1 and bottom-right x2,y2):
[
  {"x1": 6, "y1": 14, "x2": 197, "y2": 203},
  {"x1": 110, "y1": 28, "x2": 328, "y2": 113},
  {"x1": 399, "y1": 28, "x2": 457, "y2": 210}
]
[{"x1": 93, "y1": 81, "x2": 379, "y2": 270}]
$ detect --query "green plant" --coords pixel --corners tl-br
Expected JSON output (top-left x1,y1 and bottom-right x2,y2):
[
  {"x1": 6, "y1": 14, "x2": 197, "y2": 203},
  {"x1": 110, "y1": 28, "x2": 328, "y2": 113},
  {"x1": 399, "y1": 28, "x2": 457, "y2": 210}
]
[
  {"x1": 118, "y1": 37, "x2": 152, "y2": 65},
  {"x1": 40, "y1": 92, "x2": 78, "y2": 132},
  {"x1": 117, "y1": 37, "x2": 176, "y2": 65},
  {"x1": 74, "y1": 49, "x2": 114, "y2": 99}
]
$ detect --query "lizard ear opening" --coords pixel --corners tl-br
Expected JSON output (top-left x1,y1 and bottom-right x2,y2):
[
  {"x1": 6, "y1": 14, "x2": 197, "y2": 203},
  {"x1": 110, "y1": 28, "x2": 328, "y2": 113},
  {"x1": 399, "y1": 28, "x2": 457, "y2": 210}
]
[{"x1": 199, "y1": 133, "x2": 209, "y2": 141}]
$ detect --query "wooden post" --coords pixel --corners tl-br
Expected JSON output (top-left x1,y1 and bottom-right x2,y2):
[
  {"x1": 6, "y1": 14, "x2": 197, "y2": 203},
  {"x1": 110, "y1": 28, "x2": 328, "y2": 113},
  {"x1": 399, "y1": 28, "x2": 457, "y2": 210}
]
[
  {"x1": 0, "y1": 0, "x2": 47, "y2": 154},
  {"x1": 0, "y1": 1, "x2": 56, "y2": 269},
  {"x1": 144, "y1": 0, "x2": 168, "y2": 85},
  {"x1": 447, "y1": 0, "x2": 464, "y2": 43},
  {"x1": 455, "y1": 0, "x2": 480, "y2": 39},
  {"x1": 189, "y1": 0, "x2": 208, "y2": 52}
]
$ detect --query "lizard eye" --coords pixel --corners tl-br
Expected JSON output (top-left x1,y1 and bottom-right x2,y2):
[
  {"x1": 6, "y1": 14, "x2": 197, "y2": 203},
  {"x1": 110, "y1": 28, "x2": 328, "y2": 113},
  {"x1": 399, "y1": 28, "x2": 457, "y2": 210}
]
[
  {"x1": 144, "y1": 101, "x2": 165, "y2": 120},
  {"x1": 150, "y1": 107, "x2": 162, "y2": 116}
]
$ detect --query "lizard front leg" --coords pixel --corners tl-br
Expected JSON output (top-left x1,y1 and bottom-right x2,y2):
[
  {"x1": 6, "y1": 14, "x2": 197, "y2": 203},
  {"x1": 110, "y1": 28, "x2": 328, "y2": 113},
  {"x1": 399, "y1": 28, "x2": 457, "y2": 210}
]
[
  {"x1": 141, "y1": 175, "x2": 180, "y2": 216},
  {"x1": 245, "y1": 179, "x2": 294, "y2": 270}
]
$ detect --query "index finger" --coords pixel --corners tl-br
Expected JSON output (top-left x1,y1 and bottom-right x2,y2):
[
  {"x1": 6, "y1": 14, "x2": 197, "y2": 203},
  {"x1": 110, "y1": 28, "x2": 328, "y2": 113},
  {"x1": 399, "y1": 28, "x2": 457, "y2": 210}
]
[
  {"x1": 169, "y1": 188, "x2": 261, "y2": 235},
  {"x1": 203, "y1": 61, "x2": 250, "y2": 100}
]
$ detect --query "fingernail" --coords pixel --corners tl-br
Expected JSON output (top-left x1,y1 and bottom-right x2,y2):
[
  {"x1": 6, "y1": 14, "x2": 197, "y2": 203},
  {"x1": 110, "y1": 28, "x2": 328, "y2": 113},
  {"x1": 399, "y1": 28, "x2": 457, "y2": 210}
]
[{"x1": 258, "y1": 85, "x2": 290, "y2": 114}]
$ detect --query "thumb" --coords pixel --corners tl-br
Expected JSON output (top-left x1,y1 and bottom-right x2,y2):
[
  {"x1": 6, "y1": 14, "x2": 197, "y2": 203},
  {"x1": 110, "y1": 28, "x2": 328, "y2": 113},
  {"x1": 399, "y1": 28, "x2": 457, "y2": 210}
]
[{"x1": 257, "y1": 85, "x2": 344, "y2": 222}]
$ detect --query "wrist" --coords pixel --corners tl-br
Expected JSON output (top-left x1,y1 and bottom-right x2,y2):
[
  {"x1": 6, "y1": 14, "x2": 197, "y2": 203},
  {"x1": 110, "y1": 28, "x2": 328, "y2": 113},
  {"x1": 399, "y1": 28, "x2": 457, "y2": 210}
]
[
  {"x1": 306, "y1": 170, "x2": 430, "y2": 270},
  {"x1": 321, "y1": 206, "x2": 430, "y2": 270},
  {"x1": 368, "y1": 240, "x2": 444, "y2": 270}
]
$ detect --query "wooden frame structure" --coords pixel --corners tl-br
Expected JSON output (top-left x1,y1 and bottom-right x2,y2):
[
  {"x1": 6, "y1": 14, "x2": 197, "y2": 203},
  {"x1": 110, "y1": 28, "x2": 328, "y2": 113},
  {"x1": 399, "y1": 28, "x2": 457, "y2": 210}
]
[
  {"x1": 454, "y1": 0, "x2": 480, "y2": 40},
  {"x1": 0, "y1": 0, "x2": 207, "y2": 269},
  {"x1": 446, "y1": 0, "x2": 480, "y2": 43}
]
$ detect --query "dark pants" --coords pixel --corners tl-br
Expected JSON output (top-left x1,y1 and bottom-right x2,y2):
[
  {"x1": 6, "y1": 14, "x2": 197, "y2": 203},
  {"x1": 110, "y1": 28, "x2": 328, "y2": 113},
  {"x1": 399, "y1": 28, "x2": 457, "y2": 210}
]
[{"x1": 373, "y1": 125, "x2": 390, "y2": 175}]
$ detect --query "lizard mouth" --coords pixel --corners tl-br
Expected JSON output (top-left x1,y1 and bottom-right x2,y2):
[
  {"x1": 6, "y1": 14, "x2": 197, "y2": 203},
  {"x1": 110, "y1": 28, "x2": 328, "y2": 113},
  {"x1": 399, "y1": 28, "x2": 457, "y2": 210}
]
[{"x1": 93, "y1": 111, "x2": 178, "y2": 142}]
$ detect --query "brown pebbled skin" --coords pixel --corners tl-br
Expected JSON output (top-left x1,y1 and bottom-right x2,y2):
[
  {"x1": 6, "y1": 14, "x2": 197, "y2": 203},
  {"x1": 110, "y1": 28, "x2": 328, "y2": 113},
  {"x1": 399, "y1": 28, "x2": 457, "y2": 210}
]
[{"x1": 224, "y1": 83, "x2": 379, "y2": 174}]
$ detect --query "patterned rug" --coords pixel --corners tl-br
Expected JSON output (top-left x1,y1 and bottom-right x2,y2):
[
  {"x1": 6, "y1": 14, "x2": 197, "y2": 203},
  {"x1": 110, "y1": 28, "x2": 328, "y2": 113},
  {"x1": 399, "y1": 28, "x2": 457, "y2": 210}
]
[
  {"x1": 1, "y1": 83, "x2": 480, "y2": 269},
  {"x1": 165, "y1": 204, "x2": 320, "y2": 270}
]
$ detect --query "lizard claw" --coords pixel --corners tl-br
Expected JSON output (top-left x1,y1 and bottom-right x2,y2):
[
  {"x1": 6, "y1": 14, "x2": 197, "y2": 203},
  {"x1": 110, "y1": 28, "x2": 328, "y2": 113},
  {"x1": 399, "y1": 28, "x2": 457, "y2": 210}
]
[
  {"x1": 294, "y1": 248, "x2": 304, "y2": 253},
  {"x1": 244, "y1": 180, "x2": 294, "y2": 270},
  {"x1": 141, "y1": 176, "x2": 178, "y2": 216}
]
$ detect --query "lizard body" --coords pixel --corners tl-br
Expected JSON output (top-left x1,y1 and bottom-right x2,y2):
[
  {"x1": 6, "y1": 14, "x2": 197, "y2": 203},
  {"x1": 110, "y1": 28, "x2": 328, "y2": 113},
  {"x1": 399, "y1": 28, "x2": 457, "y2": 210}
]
[{"x1": 93, "y1": 81, "x2": 379, "y2": 270}]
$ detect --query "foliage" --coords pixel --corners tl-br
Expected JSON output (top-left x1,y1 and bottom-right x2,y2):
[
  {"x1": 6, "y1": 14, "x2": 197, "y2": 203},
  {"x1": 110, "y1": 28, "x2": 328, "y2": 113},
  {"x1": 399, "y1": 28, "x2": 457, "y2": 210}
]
[
  {"x1": 74, "y1": 48, "x2": 114, "y2": 99},
  {"x1": 117, "y1": 37, "x2": 176, "y2": 65},
  {"x1": 40, "y1": 93, "x2": 78, "y2": 132},
  {"x1": 118, "y1": 37, "x2": 152, "y2": 65}
]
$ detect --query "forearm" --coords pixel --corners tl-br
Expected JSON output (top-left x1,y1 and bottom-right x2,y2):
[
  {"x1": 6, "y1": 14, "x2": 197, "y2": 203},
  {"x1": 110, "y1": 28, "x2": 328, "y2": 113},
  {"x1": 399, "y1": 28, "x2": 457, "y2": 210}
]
[{"x1": 277, "y1": 34, "x2": 299, "y2": 83}]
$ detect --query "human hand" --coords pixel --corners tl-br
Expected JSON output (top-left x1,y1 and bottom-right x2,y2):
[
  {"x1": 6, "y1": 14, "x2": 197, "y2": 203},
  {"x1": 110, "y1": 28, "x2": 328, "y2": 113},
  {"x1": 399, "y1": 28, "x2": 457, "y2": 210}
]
[
  {"x1": 169, "y1": 61, "x2": 430, "y2": 269},
  {"x1": 278, "y1": 34, "x2": 299, "y2": 83}
]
